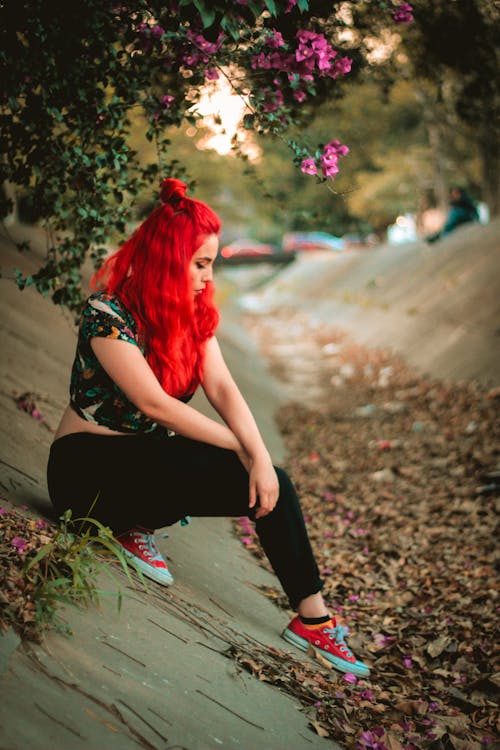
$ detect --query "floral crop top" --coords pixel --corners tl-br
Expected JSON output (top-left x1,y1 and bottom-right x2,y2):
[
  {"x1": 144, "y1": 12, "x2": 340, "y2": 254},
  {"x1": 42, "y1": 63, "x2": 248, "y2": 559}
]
[{"x1": 70, "y1": 292, "x2": 192, "y2": 434}]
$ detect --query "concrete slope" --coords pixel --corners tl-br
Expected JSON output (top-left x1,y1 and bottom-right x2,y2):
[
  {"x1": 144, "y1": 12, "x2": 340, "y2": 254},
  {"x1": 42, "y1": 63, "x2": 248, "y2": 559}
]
[{"x1": 242, "y1": 219, "x2": 500, "y2": 386}]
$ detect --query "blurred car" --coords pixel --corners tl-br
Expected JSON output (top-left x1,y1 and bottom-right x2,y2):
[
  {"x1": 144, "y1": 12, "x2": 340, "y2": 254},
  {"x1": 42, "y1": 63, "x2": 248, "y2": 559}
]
[
  {"x1": 217, "y1": 238, "x2": 293, "y2": 266},
  {"x1": 220, "y1": 239, "x2": 277, "y2": 259},
  {"x1": 282, "y1": 231, "x2": 345, "y2": 253}
]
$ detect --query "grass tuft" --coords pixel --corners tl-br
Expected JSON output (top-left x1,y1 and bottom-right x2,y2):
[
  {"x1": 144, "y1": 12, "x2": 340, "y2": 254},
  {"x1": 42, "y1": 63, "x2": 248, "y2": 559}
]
[{"x1": 0, "y1": 505, "x2": 140, "y2": 641}]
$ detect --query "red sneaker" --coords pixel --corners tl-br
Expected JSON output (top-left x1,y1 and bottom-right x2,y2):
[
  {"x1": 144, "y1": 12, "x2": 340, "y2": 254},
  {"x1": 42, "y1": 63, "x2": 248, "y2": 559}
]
[
  {"x1": 282, "y1": 616, "x2": 370, "y2": 677},
  {"x1": 117, "y1": 529, "x2": 174, "y2": 586}
]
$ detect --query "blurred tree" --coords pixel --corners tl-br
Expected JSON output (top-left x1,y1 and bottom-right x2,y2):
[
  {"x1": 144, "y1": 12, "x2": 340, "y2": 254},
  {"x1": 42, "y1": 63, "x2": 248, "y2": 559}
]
[
  {"x1": 211, "y1": 0, "x2": 496, "y2": 240},
  {"x1": 347, "y1": 0, "x2": 499, "y2": 215},
  {"x1": 1, "y1": 0, "x2": 413, "y2": 309},
  {"x1": 406, "y1": 0, "x2": 499, "y2": 215}
]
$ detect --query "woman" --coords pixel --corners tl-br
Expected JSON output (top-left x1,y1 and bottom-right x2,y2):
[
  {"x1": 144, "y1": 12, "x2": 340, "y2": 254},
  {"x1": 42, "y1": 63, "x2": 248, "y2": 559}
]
[{"x1": 47, "y1": 178, "x2": 370, "y2": 677}]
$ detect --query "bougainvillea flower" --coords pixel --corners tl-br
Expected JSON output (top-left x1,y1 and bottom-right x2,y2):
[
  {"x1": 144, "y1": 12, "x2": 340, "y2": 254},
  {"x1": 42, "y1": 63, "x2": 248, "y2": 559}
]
[{"x1": 11, "y1": 537, "x2": 28, "y2": 553}]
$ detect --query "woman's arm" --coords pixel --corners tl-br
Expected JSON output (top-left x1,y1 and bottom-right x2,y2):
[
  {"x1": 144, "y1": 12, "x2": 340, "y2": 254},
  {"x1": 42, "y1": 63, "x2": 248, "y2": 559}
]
[
  {"x1": 201, "y1": 337, "x2": 268, "y2": 459},
  {"x1": 90, "y1": 337, "x2": 243, "y2": 453},
  {"x1": 201, "y1": 337, "x2": 279, "y2": 517}
]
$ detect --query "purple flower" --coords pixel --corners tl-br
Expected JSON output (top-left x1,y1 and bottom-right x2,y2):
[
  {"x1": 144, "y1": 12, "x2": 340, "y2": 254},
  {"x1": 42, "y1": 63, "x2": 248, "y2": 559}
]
[
  {"x1": 393, "y1": 3, "x2": 414, "y2": 24},
  {"x1": 320, "y1": 156, "x2": 339, "y2": 178},
  {"x1": 182, "y1": 53, "x2": 199, "y2": 67},
  {"x1": 161, "y1": 94, "x2": 175, "y2": 108},
  {"x1": 262, "y1": 88, "x2": 284, "y2": 112},
  {"x1": 300, "y1": 158, "x2": 318, "y2": 175},
  {"x1": 343, "y1": 672, "x2": 357, "y2": 684},
  {"x1": 403, "y1": 655, "x2": 414, "y2": 669},
  {"x1": 332, "y1": 57, "x2": 352, "y2": 77},
  {"x1": 35, "y1": 519, "x2": 49, "y2": 529},
  {"x1": 358, "y1": 729, "x2": 388, "y2": 749},
  {"x1": 324, "y1": 139, "x2": 349, "y2": 157},
  {"x1": 11, "y1": 537, "x2": 28, "y2": 553},
  {"x1": 372, "y1": 633, "x2": 392, "y2": 648},
  {"x1": 204, "y1": 68, "x2": 219, "y2": 80},
  {"x1": 360, "y1": 689, "x2": 374, "y2": 701},
  {"x1": 266, "y1": 30, "x2": 285, "y2": 49},
  {"x1": 0, "y1": 507, "x2": 8, "y2": 515}
]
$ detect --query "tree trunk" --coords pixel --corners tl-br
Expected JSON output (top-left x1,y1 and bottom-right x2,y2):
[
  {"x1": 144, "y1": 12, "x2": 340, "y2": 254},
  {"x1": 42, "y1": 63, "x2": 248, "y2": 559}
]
[
  {"x1": 1, "y1": 181, "x2": 18, "y2": 226},
  {"x1": 425, "y1": 120, "x2": 449, "y2": 212},
  {"x1": 478, "y1": 127, "x2": 500, "y2": 217}
]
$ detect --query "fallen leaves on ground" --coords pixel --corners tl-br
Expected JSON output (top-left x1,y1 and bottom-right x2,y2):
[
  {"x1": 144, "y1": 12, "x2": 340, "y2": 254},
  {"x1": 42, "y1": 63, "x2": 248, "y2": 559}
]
[
  {"x1": 0, "y1": 505, "x2": 56, "y2": 641},
  {"x1": 233, "y1": 310, "x2": 499, "y2": 750}
]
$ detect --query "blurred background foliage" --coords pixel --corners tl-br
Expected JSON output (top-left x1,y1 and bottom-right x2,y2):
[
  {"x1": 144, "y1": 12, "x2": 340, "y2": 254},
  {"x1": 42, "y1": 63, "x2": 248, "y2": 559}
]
[
  {"x1": 0, "y1": 0, "x2": 497, "y2": 309},
  {"x1": 155, "y1": 0, "x2": 497, "y2": 245}
]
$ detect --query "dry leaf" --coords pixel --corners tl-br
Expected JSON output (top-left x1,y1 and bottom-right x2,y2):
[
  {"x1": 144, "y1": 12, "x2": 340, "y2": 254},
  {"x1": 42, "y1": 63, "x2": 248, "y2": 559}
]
[
  {"x1": 309, "y1": 720, "x2": 330, "y2": 738},
  {"x1": 427, "y1": 635, "x2": 451, "y2": 658},
  {"x1": 306, "y1": 642, "x2": 333, "y2": 670}
]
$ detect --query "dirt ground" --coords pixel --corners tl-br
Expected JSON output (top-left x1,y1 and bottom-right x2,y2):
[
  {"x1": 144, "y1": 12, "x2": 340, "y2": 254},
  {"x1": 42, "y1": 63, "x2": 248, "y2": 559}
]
[{"x1": 0, "y1": 219, "x2": 498, "y2": 750}]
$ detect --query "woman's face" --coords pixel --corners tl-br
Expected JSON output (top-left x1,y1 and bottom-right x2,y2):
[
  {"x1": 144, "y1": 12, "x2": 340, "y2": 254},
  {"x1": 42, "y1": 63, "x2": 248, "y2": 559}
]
[{"x1": 189, "y1": 234, "x2": 219, "y2": 296}]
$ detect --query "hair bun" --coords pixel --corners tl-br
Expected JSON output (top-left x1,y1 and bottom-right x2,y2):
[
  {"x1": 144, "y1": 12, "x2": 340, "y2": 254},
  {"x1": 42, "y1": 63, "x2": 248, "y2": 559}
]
[{"x1": 160, "y1": 178, "x2": 188, "y2": 204}]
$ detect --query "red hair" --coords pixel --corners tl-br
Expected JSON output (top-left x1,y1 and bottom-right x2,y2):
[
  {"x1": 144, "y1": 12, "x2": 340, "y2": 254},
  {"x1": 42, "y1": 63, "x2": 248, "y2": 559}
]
[{"x1": 91, "y1": 179, "x2": 221, "y2": 397}]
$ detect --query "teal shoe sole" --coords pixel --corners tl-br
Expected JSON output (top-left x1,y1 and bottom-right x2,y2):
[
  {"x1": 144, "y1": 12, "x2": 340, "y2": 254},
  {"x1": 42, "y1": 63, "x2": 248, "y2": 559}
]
[
  {"x1": 122, "y1": 548, "x2": 174, "y2": 586},
  {"x1": 282, "y1": 627, "x2": 370, "y2": 678}
]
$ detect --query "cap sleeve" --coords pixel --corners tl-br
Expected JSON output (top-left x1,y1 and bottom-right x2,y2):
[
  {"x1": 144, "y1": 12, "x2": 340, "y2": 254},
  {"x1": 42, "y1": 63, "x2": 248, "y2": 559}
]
[{"x1": 81, "y1": 294, "x2": 138, "y2": 347}]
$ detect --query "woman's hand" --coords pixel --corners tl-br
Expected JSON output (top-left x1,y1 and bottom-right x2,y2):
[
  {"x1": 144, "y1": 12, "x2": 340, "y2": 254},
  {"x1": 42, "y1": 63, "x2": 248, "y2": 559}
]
[{"x1": 246, "y1": 452, "x2": 280, "y2": 519}]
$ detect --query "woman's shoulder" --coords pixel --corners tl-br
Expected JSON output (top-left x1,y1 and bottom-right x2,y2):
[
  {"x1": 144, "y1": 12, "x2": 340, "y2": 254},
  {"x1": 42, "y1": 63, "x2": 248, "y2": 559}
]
[
  {"x1": 80, "y1": 292, "x2": 138, "y2": 337},
  {"x1": 86, "y1": 291, "x2": 125, "y2": 311},
  {"x1": 84, "y1": 291, "x2": 133, "y2": 321}
]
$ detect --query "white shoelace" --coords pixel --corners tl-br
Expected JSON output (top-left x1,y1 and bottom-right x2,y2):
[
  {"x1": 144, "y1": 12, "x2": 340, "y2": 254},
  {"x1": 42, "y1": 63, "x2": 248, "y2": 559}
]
[{"x1": 132, "y1": 532, "x2": 163, "y2": 562}]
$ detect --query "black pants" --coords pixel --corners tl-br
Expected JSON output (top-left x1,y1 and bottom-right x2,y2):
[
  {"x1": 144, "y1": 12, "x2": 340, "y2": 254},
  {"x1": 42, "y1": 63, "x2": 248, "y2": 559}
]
[{"x1": 47, "y1": 432, "x2": 323, "y2": 609}]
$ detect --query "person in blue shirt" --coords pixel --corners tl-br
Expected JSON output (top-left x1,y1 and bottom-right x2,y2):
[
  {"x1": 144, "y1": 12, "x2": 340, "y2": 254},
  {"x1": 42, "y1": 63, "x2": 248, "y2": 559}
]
[{"x1": 427, "y1": 187, "x2": 479, "y2": 243}]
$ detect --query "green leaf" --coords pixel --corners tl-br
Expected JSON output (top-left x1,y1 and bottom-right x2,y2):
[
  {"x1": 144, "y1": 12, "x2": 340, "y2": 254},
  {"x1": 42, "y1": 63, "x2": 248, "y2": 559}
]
[
  {"x1": 243, "y1": 113, "x2": 255, "y2": 130},
  {"x1": 264, "y1": 0, "x2": 277, "y2": 15},
  {"x1": 296, "y1": 0, "x2": 309, "y2": 10},
  {"x1": 193, "y1": 0, "x2": 216, "y2": 28},
  {"x1": 220, "y1": 15, "x2": 241, "y2": 41},
  {"x1": 25, "y1": 543, "x2": 54, "y2": 572},
  {"x1": 248, "y1": 1, "x2": 263, "y2": 19}
]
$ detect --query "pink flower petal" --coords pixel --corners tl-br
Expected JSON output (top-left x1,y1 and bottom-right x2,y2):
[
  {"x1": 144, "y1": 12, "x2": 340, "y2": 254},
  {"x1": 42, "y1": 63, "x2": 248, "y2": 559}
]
[
  {"x1": 343, "y1": 672, "x2": 357, "y2": 684},
  {"x1": 11, "y1": 536, "x2": 27, "y2": 553}
]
